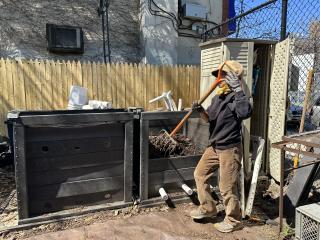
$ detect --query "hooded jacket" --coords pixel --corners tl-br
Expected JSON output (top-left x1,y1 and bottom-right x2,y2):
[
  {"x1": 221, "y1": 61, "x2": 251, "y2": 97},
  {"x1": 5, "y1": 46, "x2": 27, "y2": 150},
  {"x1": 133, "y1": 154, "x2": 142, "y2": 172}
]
[{"x1": 206, "y1": 91, "x2": 252, "y2": 150}]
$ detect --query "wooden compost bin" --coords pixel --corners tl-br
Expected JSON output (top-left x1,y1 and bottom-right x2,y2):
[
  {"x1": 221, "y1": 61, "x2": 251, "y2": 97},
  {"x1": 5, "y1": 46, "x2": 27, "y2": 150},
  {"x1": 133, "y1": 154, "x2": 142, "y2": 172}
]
[
  {"x1": 9, "y1": 109, "x2": 134, "y2": 224},
  {"x1": 138, "y1": 111, "x2": 216, "y2": 203}
]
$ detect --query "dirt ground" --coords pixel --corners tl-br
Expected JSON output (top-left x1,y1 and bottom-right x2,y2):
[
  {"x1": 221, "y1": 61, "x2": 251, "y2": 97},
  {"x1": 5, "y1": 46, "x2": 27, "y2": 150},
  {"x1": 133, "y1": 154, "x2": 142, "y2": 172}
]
[
  {"x1": 0, "y1": 165, "x2": 17, "y2": 228},
  {"x1": 1, "y1": 202, "x2": 281, "y2": 240},
  {"x1": 2, "y1": 163, "x2": 312, "y2": 240},
  {"x1": 0, "y1": 168, "x2": 285, "y2": 240}
]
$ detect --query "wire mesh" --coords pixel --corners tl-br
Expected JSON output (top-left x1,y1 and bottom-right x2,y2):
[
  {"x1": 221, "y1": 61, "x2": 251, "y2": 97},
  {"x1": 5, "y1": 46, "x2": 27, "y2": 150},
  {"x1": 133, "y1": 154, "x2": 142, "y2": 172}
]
[
  {"x1": 230, "y1": 0, "x2": 281, "y2": 40},
  {"x1": 301, "y1": 214, "x2": 318, "y2": 240},
  {"x1": 286, "y1": 0, "x2": 320, "y2": 134}
]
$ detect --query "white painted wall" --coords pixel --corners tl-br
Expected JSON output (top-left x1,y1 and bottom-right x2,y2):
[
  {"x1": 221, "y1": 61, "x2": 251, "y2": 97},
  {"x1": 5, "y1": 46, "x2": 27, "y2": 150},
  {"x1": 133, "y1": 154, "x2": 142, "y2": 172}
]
[
  {"x1": 140, "y1": 0, "x2": 223, "y2": 65},
  {"x1": 140, "y1": 0, "x2": 179, "y2": 65}
]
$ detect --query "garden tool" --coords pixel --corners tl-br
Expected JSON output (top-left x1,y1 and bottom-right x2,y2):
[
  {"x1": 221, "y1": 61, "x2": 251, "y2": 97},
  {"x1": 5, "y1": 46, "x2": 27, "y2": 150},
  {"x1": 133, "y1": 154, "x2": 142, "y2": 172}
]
[{"x1": 154, "y1": 61, "x2": 227, "y2": 155}]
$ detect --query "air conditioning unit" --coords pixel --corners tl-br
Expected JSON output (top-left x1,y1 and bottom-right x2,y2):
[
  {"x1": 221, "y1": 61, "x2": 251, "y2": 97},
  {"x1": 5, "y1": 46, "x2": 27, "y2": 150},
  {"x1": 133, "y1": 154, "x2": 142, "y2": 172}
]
[
  {"x1": 183, "y1": 3, "x2": 206, "y2": 20},
  {"x1": 296, "y1": 203, "x2": 320, "y2": 240},
  {"x1": 46, "y1": 24, "x2": 84, "y2": 54}
]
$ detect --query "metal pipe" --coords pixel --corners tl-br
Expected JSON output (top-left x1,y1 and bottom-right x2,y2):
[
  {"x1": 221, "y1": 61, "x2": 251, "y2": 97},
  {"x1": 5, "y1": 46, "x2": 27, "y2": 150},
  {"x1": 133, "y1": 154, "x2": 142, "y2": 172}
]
[
  {"x1": 279, "y1": 150, "x2": 284, "y2": 234},
  {"x1": 100, "y1": 0, "x2": 107, "y2": 63},
  {"x1": 285, "y1": 159, "x2": 320, "y2": 172},
  {"x1": 280, "y1": 0, "x2": 288, "y2": 40},
  {"x1": 106, "y1": 0, "x2": 111, "y2": 63}
]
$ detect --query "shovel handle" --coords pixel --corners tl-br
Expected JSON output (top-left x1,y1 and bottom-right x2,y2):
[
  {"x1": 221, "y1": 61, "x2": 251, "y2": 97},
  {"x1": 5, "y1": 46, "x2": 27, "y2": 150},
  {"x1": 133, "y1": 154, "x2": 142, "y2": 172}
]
[{"x1": 170, "y1": 63, "x2": 226, "y2": 137}]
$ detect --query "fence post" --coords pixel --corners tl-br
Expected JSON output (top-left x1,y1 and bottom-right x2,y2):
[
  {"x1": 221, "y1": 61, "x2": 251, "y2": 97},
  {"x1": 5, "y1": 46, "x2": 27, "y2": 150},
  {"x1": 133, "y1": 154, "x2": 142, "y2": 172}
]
[{"x1": 280, "y1": 0, "x2": 288, "y2": 40}]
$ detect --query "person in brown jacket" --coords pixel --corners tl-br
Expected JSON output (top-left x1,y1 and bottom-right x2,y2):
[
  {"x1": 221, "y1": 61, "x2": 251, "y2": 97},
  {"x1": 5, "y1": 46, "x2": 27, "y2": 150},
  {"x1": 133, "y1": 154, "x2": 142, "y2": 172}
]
[{"x1": 190, "y1": 60, "x2": 252, "y2": 233}]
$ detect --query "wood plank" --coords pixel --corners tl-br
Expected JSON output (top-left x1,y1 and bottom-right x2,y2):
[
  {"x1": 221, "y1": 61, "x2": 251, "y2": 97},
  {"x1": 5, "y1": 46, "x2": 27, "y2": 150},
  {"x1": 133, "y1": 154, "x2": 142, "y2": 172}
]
[
  {"x1": 119, "y1": 63, "x2": 125, "y2": 107},
  {"x1": 173, "y1": 65, "x2": 179, "y2": 105},
  {"x1": 188, "y1": 66, "x2": 195, "y2": 106},
  {"x1": 116, "y1": 63, "x2": 123, "y2": 108},
  {"x1": 87, "y1": 62, "x2": 93, "y2": 100},
  {"x1": 53, "y1": 61, "x2": 62, "y2": 109},
  {"x1": 101, "y1": 63, "x2": 107, "y2": 101},
  {"x1": 96, "y1": 62, "x2": 102, "y2": 100},
  {"x1": 66, "y1": 61, "x2": 72, "y2": 98},
  {"x1": 76, "y1": 61, "x2": 82, "y2": 87},
  {"x1": 123, "y1": 63, "x2": 129, "y2": 107},
  {"x1": 37, "y1": 60, "x2": 46, "y2": 109},
  {"x1": 5, "y1": 60, "x2": 14, "y2": 112},
  {"x1": 70, "y1": 61, "x2": 77, "y2": 87},
  {"x1": 28, "y1": 176, "x2": 124, "y2": 200},
  {"x1": 32, "y1": 60, "x2": 42, "y2": 110},
  {"x1": 25, "y1": 120, "x2": 124, "y2": 140},
  {"x1": 23, "y1": 60, "x2": 33, "y2": 110},
  {"x1": 185, "y1": 66, "x2": 190, "y2": 107},
  {"x1": 31, "y1": 60, "x2": 39, "y2": 110},
  {"x1": 115, "y1": 63, "x2": 122, "y2": 108},
  {"x1": 149, "y1": 155, "x2": 200, "y2": 173},
  {"x1": 126, "y1": 63, "x2": 134, "y2": 107},
  {"x1": 148, "y1": 167, "x2": 196, "y2": 185},
  {"x1": 27, "y1": 163, "x2": 124, "y2": 187},
  {"x1": 1, "y1": 59, "x2": 9, "y2": 117},
  {"x1": 154, "y1": 65, "x2": 160, "y2": 109},
  {"x1": 26, "y1": 137, "x2": 124, "y2": 158},
  {"x1": 60, "y1": 61, "x2": 68, "y2": 109},
  {"x1": 27, "y1": 151, "x2": 124, "y2": 172},
  {"x1": 135, "y1": 64, "x2": 142, "y2": 107},
  {"x1": 28, "y1": 190, "x2": 124, "y2": 216},
  {"x1": 16, "y1": 60, "x2": 27, "y2": 110},
  {"x1": 110, "y1": 63, "x2": 116, "y2": 107},
  {"x1": 145, "y1": 65, "x2": 152, "y2": 110},
  {"x1": 105, "y1": 63, "x2": 112, "y2": 103},
  {"x1": 81, "y1": 61, "x2": 88, "y2": 91},
  {"x1": 150, "y1": 65, "x2": 156, "y2": 109},
  {"x1": 10, "y1": 60, "x2": 18, "y2": 108}
]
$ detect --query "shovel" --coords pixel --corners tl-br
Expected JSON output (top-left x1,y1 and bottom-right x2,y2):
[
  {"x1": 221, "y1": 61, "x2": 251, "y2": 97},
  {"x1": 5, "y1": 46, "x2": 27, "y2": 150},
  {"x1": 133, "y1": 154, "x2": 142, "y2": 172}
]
[
  {"x1": 153, "y1": 62, "x2": 227, "y2": 156},
  {"x1": 170, "y1": 62, "x2": 226, "y2": 137}
]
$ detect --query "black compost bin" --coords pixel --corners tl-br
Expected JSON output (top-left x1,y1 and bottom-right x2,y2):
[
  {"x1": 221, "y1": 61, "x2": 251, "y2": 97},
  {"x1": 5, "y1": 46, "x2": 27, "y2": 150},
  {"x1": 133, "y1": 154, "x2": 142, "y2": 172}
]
[
  {"x1": 8, "y1": 109, "x2": 134, "y2": 222},
  {"x1": 138, "y1": 111, "x2": 216, "y2": 202}
]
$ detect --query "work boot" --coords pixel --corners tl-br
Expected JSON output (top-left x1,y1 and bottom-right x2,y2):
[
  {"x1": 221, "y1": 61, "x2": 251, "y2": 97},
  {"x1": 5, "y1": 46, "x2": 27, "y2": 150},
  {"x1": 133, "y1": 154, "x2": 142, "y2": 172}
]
[
  {"x1": 190, "y1": 207, "x2": 216, "y2": 219},
  {"x1": 213, "y1": 220, "x2": 242, "y2": 233}
]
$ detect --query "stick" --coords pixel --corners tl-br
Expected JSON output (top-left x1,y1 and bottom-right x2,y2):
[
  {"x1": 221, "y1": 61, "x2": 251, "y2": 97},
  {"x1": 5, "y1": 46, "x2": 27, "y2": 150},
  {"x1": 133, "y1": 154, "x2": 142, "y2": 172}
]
[
  {"x1": 169, "y1": 63, "x2": 226, "y2": 137},
  {"x1": 293, "y1": 70, "x2": 314, "y2": 169}
]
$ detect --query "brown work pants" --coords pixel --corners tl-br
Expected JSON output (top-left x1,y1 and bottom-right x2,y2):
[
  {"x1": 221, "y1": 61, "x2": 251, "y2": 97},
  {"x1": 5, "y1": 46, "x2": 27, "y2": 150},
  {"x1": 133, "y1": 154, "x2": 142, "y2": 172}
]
[{"x1": 194, "y1": 145, "x2": 242, "y2": 224}]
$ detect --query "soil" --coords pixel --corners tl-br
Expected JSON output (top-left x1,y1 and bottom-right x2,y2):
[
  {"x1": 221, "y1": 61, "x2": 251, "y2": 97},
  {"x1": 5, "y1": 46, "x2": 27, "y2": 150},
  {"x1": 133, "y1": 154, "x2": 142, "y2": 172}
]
[{"x1": 149, "y1": 133, "x2": 204, "y2": 158}]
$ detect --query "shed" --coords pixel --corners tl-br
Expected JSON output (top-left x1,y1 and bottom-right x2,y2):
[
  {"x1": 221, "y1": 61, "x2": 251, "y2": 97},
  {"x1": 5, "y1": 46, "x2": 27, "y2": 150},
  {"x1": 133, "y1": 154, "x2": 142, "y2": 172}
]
[{"x1": 199, "y1": 38, "x2": 290, "y2": 181}]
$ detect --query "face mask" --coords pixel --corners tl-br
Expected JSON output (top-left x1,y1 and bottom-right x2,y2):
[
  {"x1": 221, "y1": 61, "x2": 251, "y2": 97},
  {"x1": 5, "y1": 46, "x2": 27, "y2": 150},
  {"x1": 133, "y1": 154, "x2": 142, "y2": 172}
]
[{"x1": 216, "y1": 82, "x2": 231, "y2": 96}]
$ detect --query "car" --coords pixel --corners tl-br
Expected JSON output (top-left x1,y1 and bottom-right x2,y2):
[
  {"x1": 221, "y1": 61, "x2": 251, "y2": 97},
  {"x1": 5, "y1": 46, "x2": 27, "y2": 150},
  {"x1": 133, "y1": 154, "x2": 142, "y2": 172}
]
[
  {"x1": 310, "y1": 97, "x2": 320, "y2": 127},
  {"x1": 287, "y1": 104, "x2": 303, "y2": 128}
]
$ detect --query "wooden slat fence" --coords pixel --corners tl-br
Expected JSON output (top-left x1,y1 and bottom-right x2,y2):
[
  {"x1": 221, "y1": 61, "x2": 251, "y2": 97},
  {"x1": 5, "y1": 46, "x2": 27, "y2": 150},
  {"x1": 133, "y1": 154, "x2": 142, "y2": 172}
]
[{"x1": 0, "y1": 59, "x2": 200, "y2": 135}]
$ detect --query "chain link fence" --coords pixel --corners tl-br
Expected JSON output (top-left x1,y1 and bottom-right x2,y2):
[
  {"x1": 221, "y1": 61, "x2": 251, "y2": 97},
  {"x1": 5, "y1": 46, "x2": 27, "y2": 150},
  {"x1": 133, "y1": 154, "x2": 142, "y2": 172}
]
[
  {"x1": 202, "y1": 0, "x2": 320, "y2": 134},
  {"x1": 286, "y1": 0, "x2": 320, "y2": 134}
]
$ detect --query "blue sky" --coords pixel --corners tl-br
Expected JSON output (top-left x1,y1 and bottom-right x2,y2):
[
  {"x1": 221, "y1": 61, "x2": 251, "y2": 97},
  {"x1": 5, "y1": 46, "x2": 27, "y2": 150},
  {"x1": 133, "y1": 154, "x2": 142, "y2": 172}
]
[{"x1": 233, "y1": 0, "x2": 320, "y2": 38}]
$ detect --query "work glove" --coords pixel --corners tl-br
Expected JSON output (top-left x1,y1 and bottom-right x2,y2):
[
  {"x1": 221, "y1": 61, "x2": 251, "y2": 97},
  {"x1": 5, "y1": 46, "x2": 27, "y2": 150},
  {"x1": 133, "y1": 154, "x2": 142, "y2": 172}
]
[
  {"x1": 225, "y1": 71, "x2": 242, "y2": 92},
  {"x1": 192, "y1": 101, "x2": 204, "y2": 113}
]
